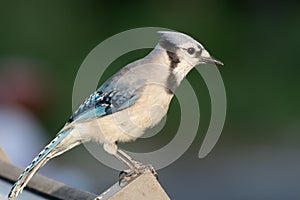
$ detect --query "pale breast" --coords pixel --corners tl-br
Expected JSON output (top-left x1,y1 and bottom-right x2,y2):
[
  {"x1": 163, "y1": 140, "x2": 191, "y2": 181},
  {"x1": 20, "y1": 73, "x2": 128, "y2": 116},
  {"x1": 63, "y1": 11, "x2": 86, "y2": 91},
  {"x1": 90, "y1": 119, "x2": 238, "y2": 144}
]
[
  {"x1": 92, "y1": 84, "x2": 173, "y2": 143},
  {"x1": 128, "y1": 84, "x2": 173, "y2": 129}
]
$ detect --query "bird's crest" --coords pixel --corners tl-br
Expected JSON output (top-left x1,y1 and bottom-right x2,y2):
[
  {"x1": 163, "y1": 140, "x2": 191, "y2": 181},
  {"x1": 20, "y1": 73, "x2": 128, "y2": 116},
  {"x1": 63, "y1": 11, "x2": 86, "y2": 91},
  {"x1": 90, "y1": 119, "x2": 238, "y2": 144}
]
[{"x1": 158, "y1": 31, "x2": 203, "y2": 50}]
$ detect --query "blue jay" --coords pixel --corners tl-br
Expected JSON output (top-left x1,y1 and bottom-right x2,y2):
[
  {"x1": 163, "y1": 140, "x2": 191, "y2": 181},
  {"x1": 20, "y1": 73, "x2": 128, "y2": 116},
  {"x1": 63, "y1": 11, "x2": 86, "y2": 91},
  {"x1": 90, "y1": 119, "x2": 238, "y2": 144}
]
[{"x1": 8, "y1": 31, "x2": 223, "y2": 199}]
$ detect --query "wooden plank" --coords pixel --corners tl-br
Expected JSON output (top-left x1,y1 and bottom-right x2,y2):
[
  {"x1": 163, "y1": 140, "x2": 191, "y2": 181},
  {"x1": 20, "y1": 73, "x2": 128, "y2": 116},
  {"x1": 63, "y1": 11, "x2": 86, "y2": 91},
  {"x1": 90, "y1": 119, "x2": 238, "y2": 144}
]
[
  {"x1": 0, "y1": 148, "x2": 170, "y2": 200},
  {"x1": 95, "y1": 172, "x2": 170, "y2": 200},
  {"x1": 0, "y1": 159, "x2": 97, "y2": 200}
]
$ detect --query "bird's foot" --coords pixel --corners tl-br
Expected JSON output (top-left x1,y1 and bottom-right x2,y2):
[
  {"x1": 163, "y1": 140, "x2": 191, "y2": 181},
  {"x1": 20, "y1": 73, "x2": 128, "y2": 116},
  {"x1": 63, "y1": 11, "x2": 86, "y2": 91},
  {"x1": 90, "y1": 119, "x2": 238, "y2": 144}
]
[
  {"x1": 118, "y1": 163, "x2": 157, "y2": 186},
  {"x1": 118, "y1": 169, "x2": 138, "y2": 186},
  {"x1": 132, "y1": 161, "x2": 158, "y2": 178}
]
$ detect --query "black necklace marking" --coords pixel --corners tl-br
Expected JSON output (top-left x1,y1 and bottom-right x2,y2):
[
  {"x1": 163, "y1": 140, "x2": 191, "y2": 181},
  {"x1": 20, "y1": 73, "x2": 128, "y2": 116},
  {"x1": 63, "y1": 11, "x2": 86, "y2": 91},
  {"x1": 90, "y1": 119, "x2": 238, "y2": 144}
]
[
  {"x1": 165, "y1": 50, "x2": 180, "y2": 94},
  {"x1": 166, "y1": 51, "x2": 180, "y2": 68}
]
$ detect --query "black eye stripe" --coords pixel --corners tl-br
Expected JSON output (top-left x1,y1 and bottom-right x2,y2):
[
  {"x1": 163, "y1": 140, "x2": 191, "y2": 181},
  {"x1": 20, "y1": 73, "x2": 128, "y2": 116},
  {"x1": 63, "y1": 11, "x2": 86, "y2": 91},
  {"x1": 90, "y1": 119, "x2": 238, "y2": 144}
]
[{"x1": 196, "y1": 48, "x2": 203, "y2": 57}]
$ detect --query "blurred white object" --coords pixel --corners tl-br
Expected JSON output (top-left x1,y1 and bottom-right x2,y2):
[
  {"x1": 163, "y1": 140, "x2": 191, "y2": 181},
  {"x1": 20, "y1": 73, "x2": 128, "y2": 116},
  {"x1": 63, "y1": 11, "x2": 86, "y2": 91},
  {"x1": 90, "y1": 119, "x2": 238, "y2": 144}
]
[{"x1": 0, "y1": 105, "x2": 47, "y2": 167}]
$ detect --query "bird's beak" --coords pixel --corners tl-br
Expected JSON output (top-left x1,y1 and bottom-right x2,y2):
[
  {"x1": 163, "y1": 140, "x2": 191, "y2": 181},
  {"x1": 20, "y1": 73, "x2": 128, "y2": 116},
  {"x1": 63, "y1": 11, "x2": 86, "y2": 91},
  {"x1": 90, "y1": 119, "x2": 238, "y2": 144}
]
[
  {"x1": 202, "y1": 56, "x2": 224, "y2": 66},
  {"x1": 200, "y1": 49, "x2": 224, "y2": 66}
]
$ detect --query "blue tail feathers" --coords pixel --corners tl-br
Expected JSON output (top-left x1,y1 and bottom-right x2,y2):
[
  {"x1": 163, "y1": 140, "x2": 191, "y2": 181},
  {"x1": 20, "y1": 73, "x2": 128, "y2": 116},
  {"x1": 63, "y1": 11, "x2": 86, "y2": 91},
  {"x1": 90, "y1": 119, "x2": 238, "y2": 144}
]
[{"x1": 8, "y1": 128, "x2": 73, "y2": 199}]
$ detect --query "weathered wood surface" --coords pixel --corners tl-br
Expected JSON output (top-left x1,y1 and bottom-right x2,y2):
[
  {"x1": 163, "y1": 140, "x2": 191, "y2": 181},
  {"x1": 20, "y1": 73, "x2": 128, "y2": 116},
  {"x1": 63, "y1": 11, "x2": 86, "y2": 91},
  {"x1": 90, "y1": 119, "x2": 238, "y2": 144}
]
[
  {"x1": 0, "y1": 157, "x2": 97, "y2": 200},
  {"x1": 95, "y1": 172, "x2": 170, "y2": 200},
  {"x1": 0, "y1": 148, "x2": 170, "y2": 200}
]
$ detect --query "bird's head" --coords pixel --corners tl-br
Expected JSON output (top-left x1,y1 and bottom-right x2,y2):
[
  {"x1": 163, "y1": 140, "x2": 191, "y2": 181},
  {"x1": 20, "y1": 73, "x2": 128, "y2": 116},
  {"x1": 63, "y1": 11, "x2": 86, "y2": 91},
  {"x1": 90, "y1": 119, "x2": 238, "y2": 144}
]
[{"x1": 158, "y1": 31, "x2": 223, "y2": 69}]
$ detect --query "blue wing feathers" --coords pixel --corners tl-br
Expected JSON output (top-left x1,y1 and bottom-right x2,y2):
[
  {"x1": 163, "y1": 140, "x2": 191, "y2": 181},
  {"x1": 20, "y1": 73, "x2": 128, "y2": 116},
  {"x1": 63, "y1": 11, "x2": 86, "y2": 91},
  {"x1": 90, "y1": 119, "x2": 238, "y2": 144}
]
[{"x1": 68, "y1": 76, "x2": 142, "y2": 123}]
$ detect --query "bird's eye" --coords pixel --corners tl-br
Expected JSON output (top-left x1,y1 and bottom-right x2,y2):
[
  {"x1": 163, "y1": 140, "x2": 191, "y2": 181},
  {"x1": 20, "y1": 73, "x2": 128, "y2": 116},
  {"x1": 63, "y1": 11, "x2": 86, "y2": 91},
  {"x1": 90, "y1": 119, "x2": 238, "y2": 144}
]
[{"x1": 187, "y1": 47, "x2": 195, "y2": 55}]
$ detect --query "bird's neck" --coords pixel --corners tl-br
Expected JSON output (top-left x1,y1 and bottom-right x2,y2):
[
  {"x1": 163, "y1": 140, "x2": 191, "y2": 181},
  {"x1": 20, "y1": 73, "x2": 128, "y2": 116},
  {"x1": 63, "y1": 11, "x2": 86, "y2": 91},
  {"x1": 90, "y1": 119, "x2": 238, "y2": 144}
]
[
  {"x1": 144, "y1": 44, "x2": 171, "y2": 66},
  {"x1": 147, "y1": 44, "x2": 194, "y2": 73},
  {"x1": 140, "y1": 45, "x2": 194, "y2": 95}
]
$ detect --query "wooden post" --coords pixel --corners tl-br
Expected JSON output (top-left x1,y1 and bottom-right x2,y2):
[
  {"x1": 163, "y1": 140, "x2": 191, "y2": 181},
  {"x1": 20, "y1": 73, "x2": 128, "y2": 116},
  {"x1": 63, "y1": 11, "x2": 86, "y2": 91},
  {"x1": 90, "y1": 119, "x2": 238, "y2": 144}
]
[
  {"x1": 0, "y1": 148, "x2": 170, "y2": 200},
  {"x1": 0, "y1": 150, "x2": 97, "y2": 200},
  {"x1": 95, "y1": 172, "x2": 170, "y2": 200}
]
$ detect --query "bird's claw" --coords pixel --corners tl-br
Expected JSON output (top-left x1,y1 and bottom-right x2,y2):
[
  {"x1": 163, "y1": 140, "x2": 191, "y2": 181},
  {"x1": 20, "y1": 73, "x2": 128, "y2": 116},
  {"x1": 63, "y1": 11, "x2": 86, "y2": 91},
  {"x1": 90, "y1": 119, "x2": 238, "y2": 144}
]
[
  {"x1": 131, "y1": 160, "x2": 157, "y2": 175},
  {"x1": 118, "y1": 164, "x2": 158, "y2": 186},
  {"x1": 118, "y1": 169, "x2": 137, "y2": 186}
]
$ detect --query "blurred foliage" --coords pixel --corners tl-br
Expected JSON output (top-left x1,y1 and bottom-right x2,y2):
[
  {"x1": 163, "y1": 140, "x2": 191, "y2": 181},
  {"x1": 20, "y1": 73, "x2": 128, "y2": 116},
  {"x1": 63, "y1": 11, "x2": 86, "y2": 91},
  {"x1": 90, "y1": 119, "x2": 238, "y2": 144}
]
[{"x1": 0, "y1": 0, "x2": 299, "y2": 144}]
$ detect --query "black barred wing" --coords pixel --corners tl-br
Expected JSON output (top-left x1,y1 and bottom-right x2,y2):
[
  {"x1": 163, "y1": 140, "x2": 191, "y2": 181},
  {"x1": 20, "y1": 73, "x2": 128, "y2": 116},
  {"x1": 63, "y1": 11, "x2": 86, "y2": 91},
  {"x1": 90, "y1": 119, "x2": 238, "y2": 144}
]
[{"x1": 68, "y1": 89, "x2": 139, "y2": 123}]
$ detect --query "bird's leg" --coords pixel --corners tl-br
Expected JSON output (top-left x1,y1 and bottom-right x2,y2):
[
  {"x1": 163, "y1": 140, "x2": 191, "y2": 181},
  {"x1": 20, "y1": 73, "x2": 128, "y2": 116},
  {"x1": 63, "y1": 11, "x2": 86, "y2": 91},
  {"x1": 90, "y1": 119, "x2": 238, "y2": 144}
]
[
  {"x1": 112, "y1": 151, "x2": 135, "y2": 171},
  {"x1": 112, "y1": 152, "x2": 138, "y2": 185},
  {"x1": 103, "y1": 142, "x2": 138, "y2": 182},
  {"x1": 117, "y1": 149, "x2": 157, "y2": 177},
  {"x1": 117, "y1": 149, "x2": 142, "y2": 168},
  {"x1": 116, "y1": 149, "x2": 157, "y2": 186},
  {"x1": 104, "y1": 142, "x2": 135, "y2": 171},
  {"x1": 105, "y1": 141, "x2": 157, "y2": 185}
]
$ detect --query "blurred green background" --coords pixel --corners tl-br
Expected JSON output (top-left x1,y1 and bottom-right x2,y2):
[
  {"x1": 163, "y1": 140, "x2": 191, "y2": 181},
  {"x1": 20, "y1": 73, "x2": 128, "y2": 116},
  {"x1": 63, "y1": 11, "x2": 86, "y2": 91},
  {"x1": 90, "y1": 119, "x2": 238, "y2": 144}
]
[{"x1": 0, "y1": 0, "x2": 300, "y2": 199}]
